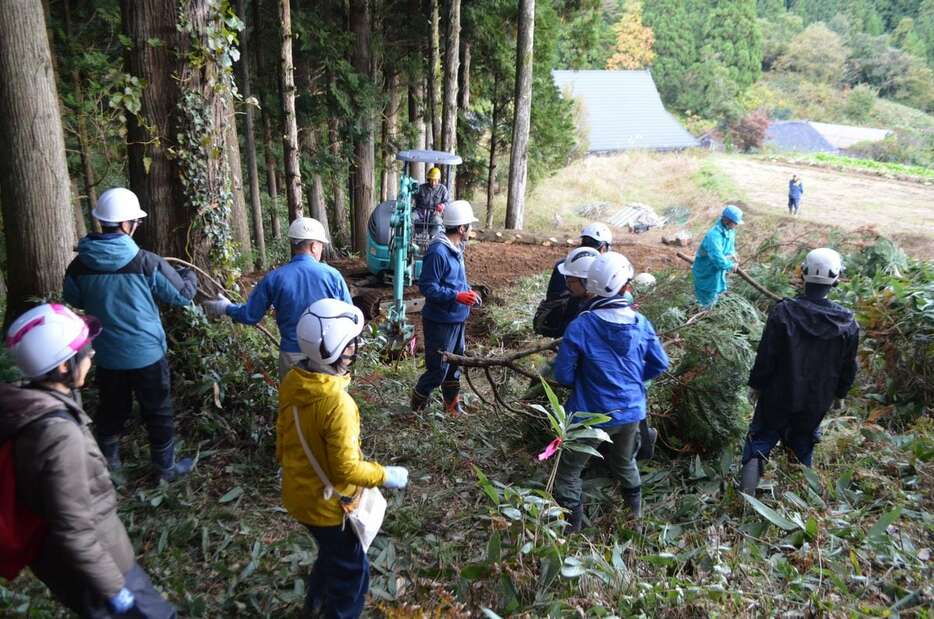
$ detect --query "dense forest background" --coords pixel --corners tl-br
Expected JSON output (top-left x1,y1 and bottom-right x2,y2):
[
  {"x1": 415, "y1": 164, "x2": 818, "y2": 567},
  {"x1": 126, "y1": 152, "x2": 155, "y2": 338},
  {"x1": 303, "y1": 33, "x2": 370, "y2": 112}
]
[{"x1": 2, "y1": 0, "x2": 934, "y2": 324}]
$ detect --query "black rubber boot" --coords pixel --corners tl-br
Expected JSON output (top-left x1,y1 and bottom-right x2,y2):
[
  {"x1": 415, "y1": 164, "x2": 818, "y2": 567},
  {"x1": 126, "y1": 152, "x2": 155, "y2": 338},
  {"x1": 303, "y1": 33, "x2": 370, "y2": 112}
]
[
  {"x1": 410, "y1": 389, "x2": 429, "y2": 413},
  {"x1": 441, "y1": 380, "x2": 463, "y2": 416},
  {"x1": 623, "y1": 486, "x2": 642, "y2": 519},
  {"x1": 740, "y1": 458, "x2": 761, "y2": 495},
  {"x1": 151, "y1": 440, "x2": 194, "y2": 482},
  {"x1": 97, "y1": 436, "x2": 122, "y2": 471},
  {"x1": 565, "y1": 503, "x2": 583, "y2": 533},
  {"x1": 636, "y1": 421, "x2": 657, "y2": 461}
]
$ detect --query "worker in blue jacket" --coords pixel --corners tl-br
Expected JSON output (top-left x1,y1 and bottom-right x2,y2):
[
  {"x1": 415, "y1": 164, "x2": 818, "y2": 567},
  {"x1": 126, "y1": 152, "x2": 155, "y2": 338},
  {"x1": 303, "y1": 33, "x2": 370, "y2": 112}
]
[
  {"x1": 203, "y1": 217, "x2": 351, "y2": 380},
  {"x1": 553, "y1": 252, "x2": 669, "y2": 531},
  {"x1": 63, "y1": 187, "x2": 197, "y2": 481},
  {"x1": 788, "y1": 174, "x2": 804, "y2": 215},
  {"x1": 410, "y1": 200, "x2": 481, "y2": 415},
  {"x1": 692, "y1": 205, "x2": 743, "y2": 307}
]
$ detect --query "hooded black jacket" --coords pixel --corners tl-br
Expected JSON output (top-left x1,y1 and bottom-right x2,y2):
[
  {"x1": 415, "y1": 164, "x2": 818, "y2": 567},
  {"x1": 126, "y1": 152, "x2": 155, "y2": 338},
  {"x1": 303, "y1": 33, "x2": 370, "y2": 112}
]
[{"x1": 748, "y1": 296, "x2": 859, "y2": 433}]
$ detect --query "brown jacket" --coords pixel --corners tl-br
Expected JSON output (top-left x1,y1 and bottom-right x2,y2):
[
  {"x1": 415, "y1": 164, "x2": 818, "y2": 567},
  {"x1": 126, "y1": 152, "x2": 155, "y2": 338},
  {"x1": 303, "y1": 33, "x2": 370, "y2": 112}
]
[{"x1": 0, "y1": 384, "x2": 133, "y2": 603}]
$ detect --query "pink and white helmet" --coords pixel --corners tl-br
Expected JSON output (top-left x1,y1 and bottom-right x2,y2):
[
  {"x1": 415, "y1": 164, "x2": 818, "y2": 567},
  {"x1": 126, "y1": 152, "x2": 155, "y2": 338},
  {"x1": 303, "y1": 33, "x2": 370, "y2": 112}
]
[{"x1": 5, "y1": 304, "x2": 101, "y2": 378}]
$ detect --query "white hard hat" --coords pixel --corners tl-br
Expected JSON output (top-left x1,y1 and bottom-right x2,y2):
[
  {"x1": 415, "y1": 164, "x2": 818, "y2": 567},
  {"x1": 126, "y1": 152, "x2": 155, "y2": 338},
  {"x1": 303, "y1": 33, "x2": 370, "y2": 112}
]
[
  {"x1": 802, "y1": 248, "x2": 843, "y2": 285},
  {"x1": 5, "y1": 304, "x2": 101, "y2": 378},
  {"x1": 586, "y1": 252, "x2": 635, "y2": 298},
  {"x1": 557, "y1": 247, "x2": 599, "y2": 279},
  {"x1": 296, "y1": 299, "x2": 365, "y2": 365},
  {"x1": 442, "y1": 200, "x2": 479, "y2": 228},
  {"x1": 287, "y1": 217, "x2": 330, "y2": 244},
  {"x1": 92, "y1": 187, "x2": 147, "y2": 224},
  {"x1": 581, "y1": 222, "x2": 612, "y2": 246},
  {"x1": 633, "y1": 272, "x2": 657, "y2": 288}
]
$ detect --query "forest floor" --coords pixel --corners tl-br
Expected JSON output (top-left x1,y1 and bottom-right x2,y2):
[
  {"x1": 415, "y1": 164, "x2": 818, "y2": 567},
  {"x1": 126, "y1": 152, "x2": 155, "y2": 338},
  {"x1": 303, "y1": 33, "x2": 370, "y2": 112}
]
[{"x1": 3, "y1": 153, "x2": 932, "y2": 617}]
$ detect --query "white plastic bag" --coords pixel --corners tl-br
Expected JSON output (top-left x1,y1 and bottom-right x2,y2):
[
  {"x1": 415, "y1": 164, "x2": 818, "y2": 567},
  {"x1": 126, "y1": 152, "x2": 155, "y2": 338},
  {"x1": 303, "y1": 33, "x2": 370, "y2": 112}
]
[{"x1": 292, "y1": 407, "x2": 385, "y2": 552}]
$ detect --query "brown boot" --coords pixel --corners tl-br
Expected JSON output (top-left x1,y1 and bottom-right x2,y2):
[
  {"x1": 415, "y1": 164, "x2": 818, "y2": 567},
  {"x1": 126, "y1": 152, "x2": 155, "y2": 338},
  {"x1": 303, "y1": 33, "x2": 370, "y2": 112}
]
[
  {"x1": 441, "y1": 380, "x2": 463, "y2": 416},
  {"x1": 410, "y1": 389, "x2": 429, "y2": 413}
]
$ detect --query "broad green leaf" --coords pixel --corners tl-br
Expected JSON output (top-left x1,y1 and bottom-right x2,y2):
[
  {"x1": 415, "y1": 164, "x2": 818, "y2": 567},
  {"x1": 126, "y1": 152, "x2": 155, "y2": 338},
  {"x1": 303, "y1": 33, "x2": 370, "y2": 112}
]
[
  {"x1": 866, "y1": 507, "x2": 902, "y2": 539},
  {"x1": 461, "y1": 563, "x2": 492, "y2": 581},
  {"x1": 566, "y1": 427, "x2": 612, "y2": 442},
  {"x1": 741, "y1": 493, "x2": 800, "y2": 531},
  {"x1": 219, "y1": 486, "x2": 243, "y2": 503},
  {"x1": 541, "y1": 380, "x2": 566, "y2": 425},
  {"x1": 564, "y1": 443, "x2": 605, "y2": 458},
  {"x1": 486, "y1": 532, "x2": 501, "y2": 562},
  {"x1": 501, "y1": 507, "x2": 522, "y2": 520},
  {"x1": 560, "y1": 563, "x2": 586, "y2": 578}
]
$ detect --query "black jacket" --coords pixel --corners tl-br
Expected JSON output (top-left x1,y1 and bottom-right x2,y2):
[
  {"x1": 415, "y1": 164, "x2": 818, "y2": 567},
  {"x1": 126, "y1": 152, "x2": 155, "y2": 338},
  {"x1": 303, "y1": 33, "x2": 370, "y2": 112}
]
[{"x1": 749, "y1": 296, "x2": 859, "y2": 433}]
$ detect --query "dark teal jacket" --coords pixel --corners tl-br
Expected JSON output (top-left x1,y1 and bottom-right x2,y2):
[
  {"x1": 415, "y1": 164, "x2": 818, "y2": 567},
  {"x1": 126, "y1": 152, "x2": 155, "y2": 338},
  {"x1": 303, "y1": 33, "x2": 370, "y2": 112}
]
[{"x1": 63, "y1": 233, "x2": 197, "y2": 370}]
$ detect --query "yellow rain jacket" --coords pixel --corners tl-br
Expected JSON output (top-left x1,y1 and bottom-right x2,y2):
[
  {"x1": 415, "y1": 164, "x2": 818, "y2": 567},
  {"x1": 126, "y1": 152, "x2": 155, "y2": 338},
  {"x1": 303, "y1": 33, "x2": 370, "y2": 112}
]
[{"x1": 277, "y1": 367, "x2": 386, "y2": 527}]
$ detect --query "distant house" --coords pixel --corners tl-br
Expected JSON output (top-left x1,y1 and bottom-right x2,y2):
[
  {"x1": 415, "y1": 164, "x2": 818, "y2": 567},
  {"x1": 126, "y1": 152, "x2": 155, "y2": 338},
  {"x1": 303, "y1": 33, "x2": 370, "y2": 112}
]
[
  {"x1": 766, "y1": 120, "x2": 891, "y2": 154},
  {"x1": 551, "y1": 70, "x2": 698, "y2": 153}
]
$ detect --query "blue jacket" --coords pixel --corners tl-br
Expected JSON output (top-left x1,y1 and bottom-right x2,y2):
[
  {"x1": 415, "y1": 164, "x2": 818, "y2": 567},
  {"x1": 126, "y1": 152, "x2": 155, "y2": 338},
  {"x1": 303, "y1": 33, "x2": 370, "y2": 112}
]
[
  {"x1": 419, "y1": 235, "x2": 470, "y2": 324},
  {"x1": 63, "y1": 233, "x2": 197, "y2": 370},
  {"x1": 226, "y1": 254, "x2": 352, "y2": 353},
  {"x1": 554, "y1": 299, "x2": 669, "y2": 428},
  {"x1": 789, "y1": 180, "x2": 804, "y2": 200},
  {"x1": 692, "y1": 220, "x2": 736, "y2": 306}
]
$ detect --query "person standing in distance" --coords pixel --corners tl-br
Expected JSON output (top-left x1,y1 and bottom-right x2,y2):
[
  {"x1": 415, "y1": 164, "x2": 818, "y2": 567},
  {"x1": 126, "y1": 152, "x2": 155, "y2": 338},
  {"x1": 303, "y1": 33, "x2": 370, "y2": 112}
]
[
  {"x1": 63, "y1": 188, "x2": 197, "y2": 481},
  {"x1": 788, "y1": 174, "x2": 804, "y2": 216},
  {"x1": 410, "y1": 200, "x2": 481, "y2": 415},
  {"x1": 203, "y1": 217, "x2": 352, "y2": 380}
]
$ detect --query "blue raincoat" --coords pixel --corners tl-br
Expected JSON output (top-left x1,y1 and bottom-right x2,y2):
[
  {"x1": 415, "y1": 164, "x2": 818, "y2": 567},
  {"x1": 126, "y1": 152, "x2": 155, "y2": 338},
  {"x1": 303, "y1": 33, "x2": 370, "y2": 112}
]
[
  {"x1": 692, "y1": 220, "x2": 736, "y2": 307},
  {"x1": 554, "y1": 298, "x2": 669, "y2": 428}
]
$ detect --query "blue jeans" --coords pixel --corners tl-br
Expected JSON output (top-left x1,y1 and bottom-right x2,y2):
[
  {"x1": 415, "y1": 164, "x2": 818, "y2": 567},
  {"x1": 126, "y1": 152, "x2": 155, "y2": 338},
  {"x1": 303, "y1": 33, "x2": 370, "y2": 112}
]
[
  {"x1": 304, "y1": 524, "x2": 369, "y2": 619},
  {"x1": 741, "y1": 420, "x2": 819, "y2": 467},
  {"x1": 414, "y1": 318, "x2": 465, "y2": 396}
]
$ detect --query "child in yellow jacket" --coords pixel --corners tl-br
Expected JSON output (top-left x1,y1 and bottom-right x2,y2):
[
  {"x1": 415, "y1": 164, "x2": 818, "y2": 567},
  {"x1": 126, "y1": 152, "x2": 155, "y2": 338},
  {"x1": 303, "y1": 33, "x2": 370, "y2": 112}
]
[{"x1": 278, "y1": 299, "x2": 408, "y2": 618}]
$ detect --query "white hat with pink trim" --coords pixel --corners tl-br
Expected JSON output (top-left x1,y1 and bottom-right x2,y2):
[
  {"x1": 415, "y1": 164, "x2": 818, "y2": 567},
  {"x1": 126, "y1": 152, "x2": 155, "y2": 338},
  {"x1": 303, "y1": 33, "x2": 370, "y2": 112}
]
[{"x1": 5, "y1": 304, "x2": 101, "y2": 378}]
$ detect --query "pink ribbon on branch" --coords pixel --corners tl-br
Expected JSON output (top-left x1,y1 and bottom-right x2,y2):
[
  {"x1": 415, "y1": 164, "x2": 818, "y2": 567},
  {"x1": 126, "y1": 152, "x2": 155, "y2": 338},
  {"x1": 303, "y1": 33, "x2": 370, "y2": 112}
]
[{"x1": 537, "y1": 437, "x2": 563, "y2": 461}]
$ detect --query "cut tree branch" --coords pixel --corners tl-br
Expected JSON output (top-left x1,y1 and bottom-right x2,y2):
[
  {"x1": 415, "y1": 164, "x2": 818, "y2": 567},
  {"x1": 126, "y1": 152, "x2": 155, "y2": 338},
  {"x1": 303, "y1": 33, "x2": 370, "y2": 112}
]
[{"x1": 675, "y1": 251, "x2": 782, "y2": 302}]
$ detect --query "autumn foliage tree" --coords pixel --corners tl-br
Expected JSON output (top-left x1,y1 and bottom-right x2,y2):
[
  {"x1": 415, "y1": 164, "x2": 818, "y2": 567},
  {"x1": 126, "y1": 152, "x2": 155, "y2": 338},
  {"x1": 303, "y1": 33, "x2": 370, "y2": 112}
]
[{"x1": 606, "y1": 1, "x2": 655, "y2": 70}]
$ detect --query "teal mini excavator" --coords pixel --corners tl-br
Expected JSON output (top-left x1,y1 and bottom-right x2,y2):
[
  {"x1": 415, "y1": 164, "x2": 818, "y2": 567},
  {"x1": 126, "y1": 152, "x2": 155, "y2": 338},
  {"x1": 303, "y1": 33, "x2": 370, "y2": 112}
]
[{"x1": 362, "y1": 149, "x2": 462, "y2": 354}]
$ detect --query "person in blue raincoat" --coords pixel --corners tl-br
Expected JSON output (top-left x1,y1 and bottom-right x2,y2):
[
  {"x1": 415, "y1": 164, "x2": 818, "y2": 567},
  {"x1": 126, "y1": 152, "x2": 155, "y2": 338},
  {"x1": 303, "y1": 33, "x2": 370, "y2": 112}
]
[
  {"x1": 691, "y1": 205, "x2": 743, "y2": 307},
  {"x1": 552, "y1": 252, "x2": 669, "y2": 532}
]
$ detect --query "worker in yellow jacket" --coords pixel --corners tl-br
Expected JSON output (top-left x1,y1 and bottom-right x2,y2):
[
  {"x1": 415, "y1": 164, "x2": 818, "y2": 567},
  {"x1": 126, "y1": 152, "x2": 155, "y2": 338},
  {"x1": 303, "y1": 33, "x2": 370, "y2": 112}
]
[{"x1": 278, "y1": 298, "x2": 409, "y2": 618}]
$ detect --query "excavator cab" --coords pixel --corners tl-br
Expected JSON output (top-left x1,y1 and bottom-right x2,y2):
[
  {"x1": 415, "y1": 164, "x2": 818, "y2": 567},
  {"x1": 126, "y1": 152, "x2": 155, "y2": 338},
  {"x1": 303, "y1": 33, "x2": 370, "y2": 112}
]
[{"x1": 363, "y1": 149, "x2": 462, "y2": 355}]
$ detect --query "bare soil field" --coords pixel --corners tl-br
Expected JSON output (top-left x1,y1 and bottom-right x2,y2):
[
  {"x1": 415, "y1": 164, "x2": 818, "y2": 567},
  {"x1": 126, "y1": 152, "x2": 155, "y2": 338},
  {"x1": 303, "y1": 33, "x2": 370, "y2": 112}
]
[{"x1": 714, "y1": 155, "x2": 934, "y2": 258}]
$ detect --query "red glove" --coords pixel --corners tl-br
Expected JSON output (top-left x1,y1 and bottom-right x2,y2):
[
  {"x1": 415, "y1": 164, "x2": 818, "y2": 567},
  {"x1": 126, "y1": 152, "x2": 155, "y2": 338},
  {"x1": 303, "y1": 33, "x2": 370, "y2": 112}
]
[
  {"x1": 435, "y1": 203, "x2": 445, "y2": 213},
  {"x1": 455, "y1": 290, "x2": 480, "y2": 306}
]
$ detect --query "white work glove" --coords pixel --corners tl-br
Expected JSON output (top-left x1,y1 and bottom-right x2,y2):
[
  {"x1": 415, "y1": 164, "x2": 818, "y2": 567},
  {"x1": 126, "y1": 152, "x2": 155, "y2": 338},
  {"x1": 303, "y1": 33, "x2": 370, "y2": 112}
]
[
  {"x1": 202, "y1": 294, "x2": 232, "y2": 318},
  {"x1": 382, "y1": 466, "x2": 409, "y2": 489}
]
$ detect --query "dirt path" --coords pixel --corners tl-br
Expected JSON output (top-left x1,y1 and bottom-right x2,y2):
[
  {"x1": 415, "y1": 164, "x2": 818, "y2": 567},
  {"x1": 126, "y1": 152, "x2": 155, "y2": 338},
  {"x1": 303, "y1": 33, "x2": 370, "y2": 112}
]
[{"x1": 714, "y1": 155, "x2": 934, "y2": 258}]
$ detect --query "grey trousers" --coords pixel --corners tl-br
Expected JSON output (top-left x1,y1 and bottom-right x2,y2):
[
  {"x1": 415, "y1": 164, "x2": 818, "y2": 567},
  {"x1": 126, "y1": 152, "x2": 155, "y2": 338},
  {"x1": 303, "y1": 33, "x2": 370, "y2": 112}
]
[{"x1": 554, "y1": 420, "x2": 642, "y2": 510}]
